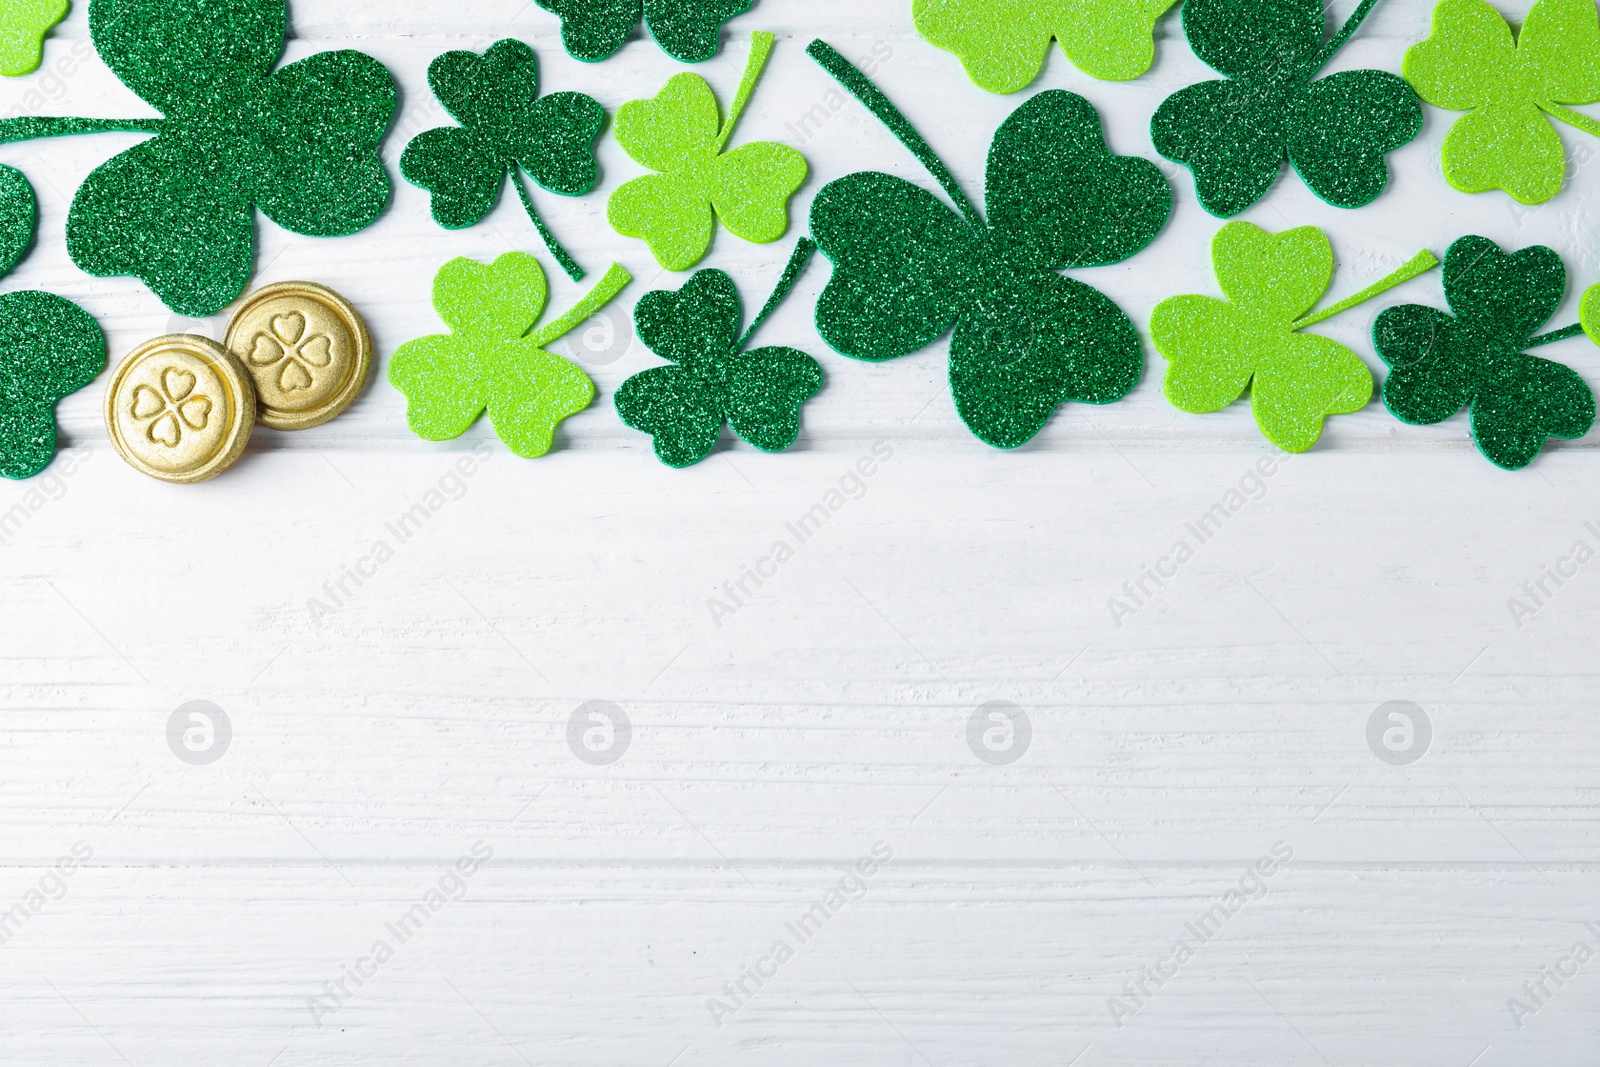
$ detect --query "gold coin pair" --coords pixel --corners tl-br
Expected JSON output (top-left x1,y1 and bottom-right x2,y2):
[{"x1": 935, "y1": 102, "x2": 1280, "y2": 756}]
[{"x1": 106, "y1": 283, "x2": 371, "y2": 484}]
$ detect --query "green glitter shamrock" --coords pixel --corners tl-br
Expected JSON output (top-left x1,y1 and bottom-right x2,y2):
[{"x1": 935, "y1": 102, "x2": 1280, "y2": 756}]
[
  {"x1": 0, "y1": 166, "x2": 106, "y2": 480},
  {"x1": 804, "y1": 40, "x2": 1170, "y2": 450},
  {"x1": 616, "y1": 239, "x2": 822, "y2": 467},
  {"x1": 1404, "y1": 0, "x2": 1600, "y2": 205},
  {"x1": 1151, "y1": 0, "x2": 1422, "y2": 217},
  {"x1": 0, "y1": 0, "x2": 67, "y2": 76},
  {"x1": 1374, "y1": 235, "x2": 1596, "y2": 470},
  {"x1": 609, "y1": 31, "x2": 806, "y2": 272},
  {"x1": 401, "y1": 39, "x2": 605, "y2": 284},
  {"x1": 1151, "y1": 222, "x2": 1438, "y2": 452},
  {"x1": 913, "y1": 0, "x2": 1178, "y2": 92},
  {"x1": 0, "y1": 0, "x2": 396, "y2": 317},
  {"x1": 534, "y1": 0, "x2": 750, "y2": 63},
  {"x1": 391, "y1": 253, "x2": 632, "y2": 459}
]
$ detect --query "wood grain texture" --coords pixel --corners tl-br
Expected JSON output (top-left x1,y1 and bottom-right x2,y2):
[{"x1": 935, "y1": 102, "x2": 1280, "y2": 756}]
[{"x1": 1, "y1": 1, "x2": 1597, "y2": 1063}]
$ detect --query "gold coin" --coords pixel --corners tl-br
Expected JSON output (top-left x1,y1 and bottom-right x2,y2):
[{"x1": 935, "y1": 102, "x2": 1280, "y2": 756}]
[
  {"x1": 105, "y1": 335, "x2": 255, "y2": 484},
  {"x1": 225, "y1": 281, "x2": 371, "y2": 431}
]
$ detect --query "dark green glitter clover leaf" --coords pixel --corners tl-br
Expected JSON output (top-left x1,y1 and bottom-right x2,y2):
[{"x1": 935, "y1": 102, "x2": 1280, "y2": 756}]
[
  {"x1": 609, "y1": 31, "x2": 806, "y2": 272},
  {"x1": 616, "y1": 238, "x2": 822, "y2": 467},
  {"x1": 1151, "y1": 0, "x2": 1422, "y2": 217},
  {"x1": 391, "y1": 252, "x2": 632, "y2": 458},
  {"x1": 0, "y1": 167, "x2": 106, "y2": 480},
  {"x1": 0, "y1": 0, "x2": 397, "y2": 317},
  {"x1": 534, "y1": 0, "x2": 751, "y2": 63},
  {"x1": 805, "y1": 39, "x2": 1170, "y2": 449},
  {"x1": 1152, "y1": 221, "x2": 1438, "y2": 451},
  {"x1": 401, "y1": 38, "x2": 605, "y2": 283},
  {"x1": 0, "y1": 0, "x2": 68, "y2": 77},
  {"x1": 1374, "y1": 235, "x2": 1595, "y2": 470}
]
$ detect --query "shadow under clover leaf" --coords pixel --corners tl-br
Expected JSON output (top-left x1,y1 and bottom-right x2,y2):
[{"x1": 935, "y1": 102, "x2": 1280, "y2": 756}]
[
  {"x1": 805, "y1": 40, "x2": 1170, "y2": 449},
  {"x1": 0, "y1": 166, "x2": 106, "y2": 480},
  {"x1": 391, "y1": 253, "x2": 631, "y2": 459},
  {"x1": 616, "y1": 239, "x2": 823, "y2": 467},
  {"x1": 535, "y1": 0, "x2": 751, "y2": 64},
  {"x1": 0, "y1": 0, "x2": 396, "y2": 317},
  {"x1": 1404, "y1": 0, "x2": 1600, "y2": 205},
  {"x1": 1375, "y1": 235, "x2": 1596, "y2": 470},
  {"x1": 402, "y1": 38, "x2": 605, "y2": 283},
  {"x1": 1152, "y1": 0, "x2": 1422, "y2": 217}
]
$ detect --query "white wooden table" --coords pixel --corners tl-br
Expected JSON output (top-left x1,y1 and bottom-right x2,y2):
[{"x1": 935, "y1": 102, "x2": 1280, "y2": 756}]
[{"x1": 1, "y1": 0, "x2": 1595, "y2": 1063}]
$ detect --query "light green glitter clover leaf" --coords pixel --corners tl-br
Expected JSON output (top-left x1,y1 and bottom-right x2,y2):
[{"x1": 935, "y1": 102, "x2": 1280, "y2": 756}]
[
  {"x1": 1404, "y1": 0, "x2": 1600, "y2": 205},
  {"x1": 609, "y1": 30, "x2": 806, "y2": 271},
  {"x1": 0, "y1": 0, "x2": 67, "y2": 76},
  {"x1": 390, "y1": 252, "x2": 631, "y2": 458},
  {"x1": 1151, "y1": 221, "x2": 1438, "y2": 452},
  {"x1": 913, "y1": 0, "x2": 1178, "y2": 92}
]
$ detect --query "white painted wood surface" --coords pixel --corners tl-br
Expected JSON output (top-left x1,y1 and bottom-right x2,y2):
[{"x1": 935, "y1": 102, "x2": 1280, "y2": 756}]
[{"x1": 1, "y1": 0, "x2": 1597, "y2": 1062}]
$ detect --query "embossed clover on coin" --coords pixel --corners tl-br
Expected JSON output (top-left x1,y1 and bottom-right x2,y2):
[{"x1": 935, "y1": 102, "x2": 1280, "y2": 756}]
[
  {"x1": 131, "y1": 367, "x2": 213, "y2": 449},
  {"x1": 244, "y1": 311, "x2": 333, "y2": 394}
]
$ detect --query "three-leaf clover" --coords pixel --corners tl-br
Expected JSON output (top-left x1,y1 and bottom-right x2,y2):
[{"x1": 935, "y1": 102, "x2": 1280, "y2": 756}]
[
  {"x1": 609, "y1": 31, "x2": 806, "y2": 272},
  {"x1": 1151, "y1": 0, "x2": 1422, "y2": 216},
  {"x1": 534, "y1": 0, "x2": 750, "y2": 63},
  {"x1": 804, "y1": 40, "x2": 1170, "y2": 449},
  {"x1": 1374, "y1": 235, "x2": 1595, "y2": 470},
  {"x1": 390, "y1": 253, "x2": 632, "y2": 459},
  {"x1": 1152, "y1": 222, "x2": 1438, "y2": 452},
  {"x1": 0, "y1": 0, "x2": 397, "y2": 316},
  {"x1": 0, "y1": 166, "x2": 106, "y2": 480},
  {"x1": 1404, "y1": 0, "x2": 1600, "y2": 205},
  {"x1": 616, "y1": 238, "x2": 822, "y2": 467},
  {"x1": 913, "y1": 0, "x2": 1178, "y2": 92},
  {"x1": 0, "y1": 0, "x2": 67, "y2": 76},
  {"x1": 401, "y1": 39, "x2": 605, "y2": 283}
]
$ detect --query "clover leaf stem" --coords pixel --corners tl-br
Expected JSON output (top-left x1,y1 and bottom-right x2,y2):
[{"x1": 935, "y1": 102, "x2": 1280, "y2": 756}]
[
  {"x1": 715, "y1": 31, "x2": 777, "y2": 153},
  {"x1": 1290, "y1": 248, "x2": 1439, "y2": 330},
  {"x1": 1540, "y1": 102, "x2": 1600, "y2": 142},
  {"x1": 527, "y1": 262, "x2": 632, "y2": 348},
  {"x1": 806, "y1": 38, "x2": 983, "y2": 229},
  {"x1": 738, "y1": 238, "x2": 817, "y2": 349},
  {"x1": 511, "y1": 168, "x2": 585, "y2": 283},
  {"x1": 1525, "y1": 323, "x2": 1586, "y2": 349},
  {"x1": 0, "y1": 116, "x2": 162, "y2": 144},
  {"x1": 1315, "y1": 0, "x2": 1383, "y2": 72}
]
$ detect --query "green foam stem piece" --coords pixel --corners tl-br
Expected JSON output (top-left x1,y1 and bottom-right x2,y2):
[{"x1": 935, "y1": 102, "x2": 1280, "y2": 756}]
[
  {"x1": 534, "y1": 0, "x2": 752, "y2": 64},
  {"x1": 0, "y1": 0, "x2": 67, "y2": 77},
  {"x1": 1403, "y1": 0, "x2": 1600, "y2": 205},
  {"x1": 715, "y1": 28, "x2": 772, "y2": 152},
  {"x1": 400, "y1": 38, "x2": 606, "y2": 285},
  {"x1": 1292, "y1": 249, "x2": 1440, "y2": 330},
  {"x1": 390, "y1": 252, "x2": 631, "y2": 459},
  {"x1": 615, "y1": 238, "x2": 823, "y2": 467},
  {"x1": 807, "y1": 36, "x2": 1170, "y2": 449},
  {"x1": 1151, "y1": 222, "x2": 1435, "y2": 452},
  {"x1": 0, "y1": 0, "x2": 397, "y2": 316},
  {"x1": 911, "y1": 0, "x2": 1179, "y2": 93},
  {"x1": 739, "y1": 235, "x2": 814, "y2": 349},
  {"x1": 1373, "y1": 234, "x2": 1596, "y2": 470},
  {"x1": 1151, "y1": 0, "x2": 1422, "y2": 217},
  {"x1": 1526, "y1": 322, "x2": 1586, "y2": 348},
  {"x1": 807, "y1": 39, "x2": 980, "y2": 227},
  {"x1": 529, "y1": 262, "x2": 632, "y2": 347},
  {"x1": 608, "y1": 30, "x2": 807, "y2": 272}
]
